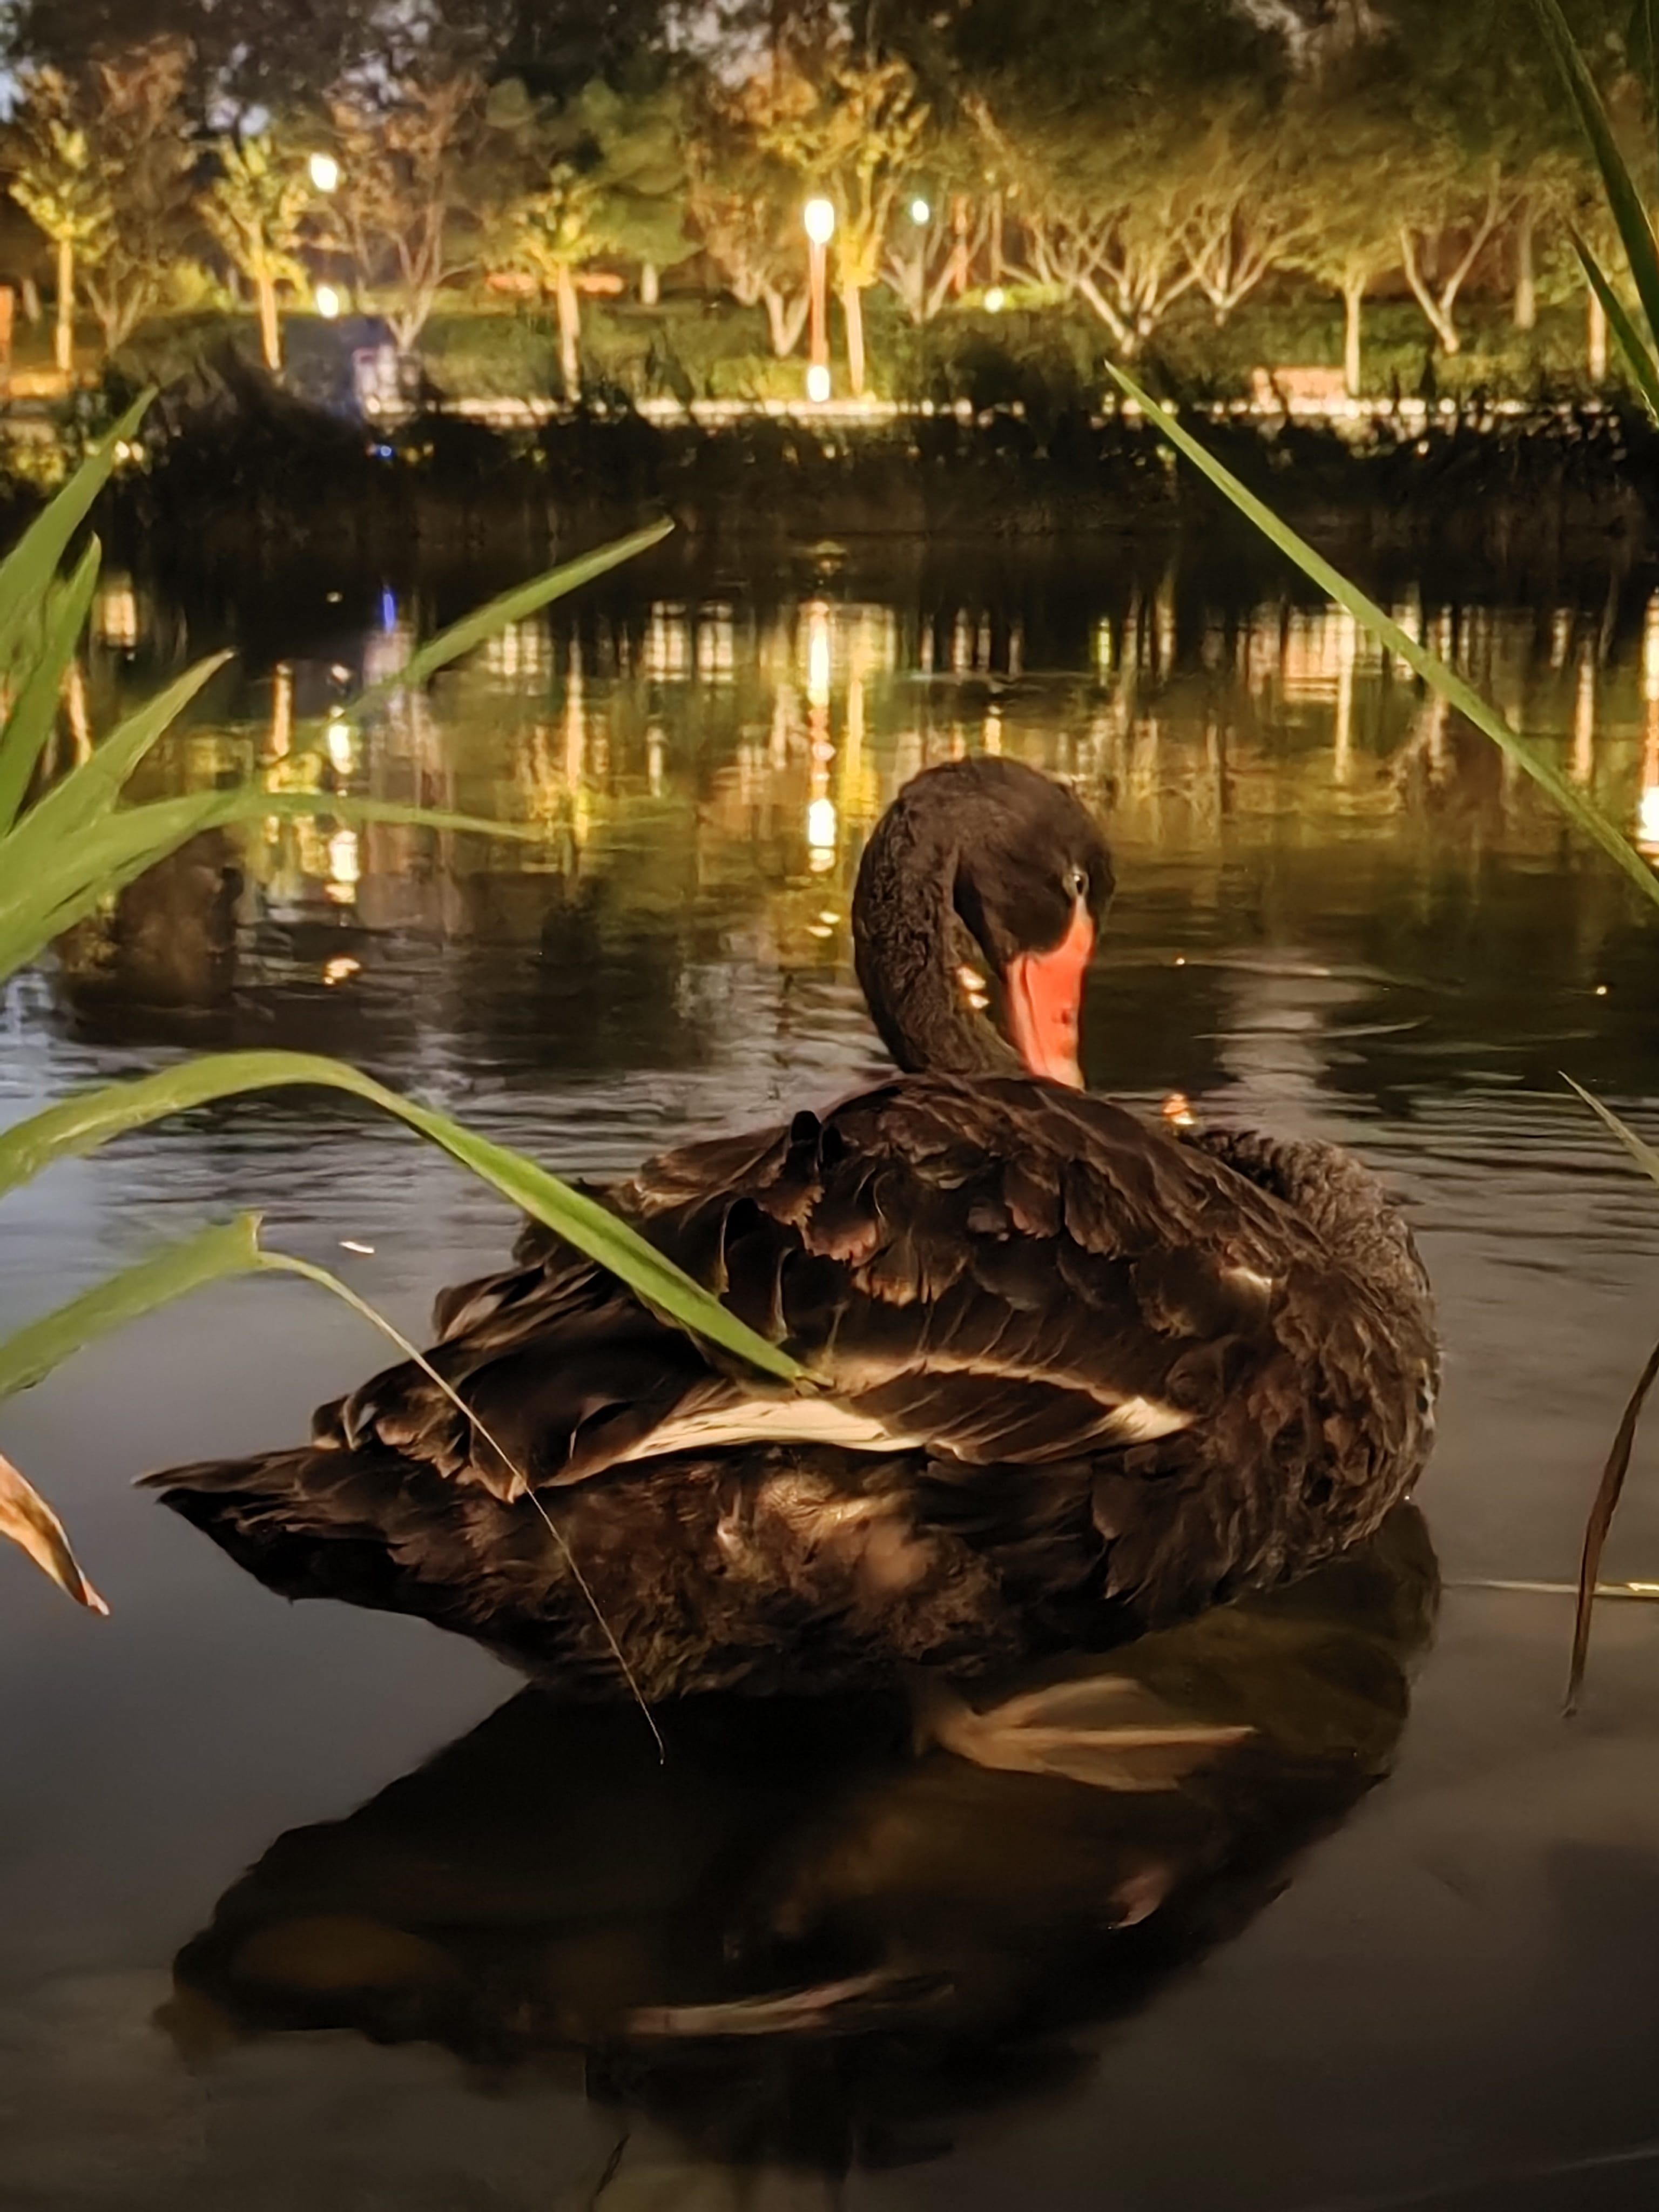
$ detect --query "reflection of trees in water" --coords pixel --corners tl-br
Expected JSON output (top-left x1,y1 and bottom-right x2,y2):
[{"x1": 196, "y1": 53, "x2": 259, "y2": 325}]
[
  {"x1": 64, "y1": 552, "x2": 1659, "y2": 1110},
  {"x1": 168, "y1": 1509, "x2": 1435, "y2": 2175}
]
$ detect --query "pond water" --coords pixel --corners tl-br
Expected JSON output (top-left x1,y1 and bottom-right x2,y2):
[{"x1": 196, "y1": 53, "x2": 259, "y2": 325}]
[{"x1": 4, "y1": 536, "x2": 1659, "y2": 2210}]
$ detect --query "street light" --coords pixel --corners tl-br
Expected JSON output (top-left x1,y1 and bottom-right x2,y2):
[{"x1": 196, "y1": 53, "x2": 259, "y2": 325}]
[
  {"x1": 909, "y1": 196, "x2": 931, "y2": 226},
  {"x1": 804, "y1": 195, "x2": 835, "y2": 403},
  {"x1": 309, "y1": 152, "x2": 341, "y2": 194}
]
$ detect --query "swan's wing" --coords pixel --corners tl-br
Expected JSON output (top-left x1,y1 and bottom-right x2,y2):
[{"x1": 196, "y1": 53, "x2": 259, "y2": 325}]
[
  {"x1": 311, "y1": 1073, "x2": 1414, "y2": 1536},
  {"x1": 623, "y1": 1073, "x2": 1347, "y2": 1470}
]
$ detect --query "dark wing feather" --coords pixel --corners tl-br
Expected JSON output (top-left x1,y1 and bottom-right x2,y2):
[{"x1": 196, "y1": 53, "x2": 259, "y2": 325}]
[{"x1": 305, "y1": 1071, "x2": 1431, "y2": 1619}]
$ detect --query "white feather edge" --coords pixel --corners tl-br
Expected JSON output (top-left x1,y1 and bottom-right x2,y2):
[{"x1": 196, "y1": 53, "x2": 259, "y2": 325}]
[{"x1": 613, "y1": 1388, "x2": 1192, "y2": 1465}]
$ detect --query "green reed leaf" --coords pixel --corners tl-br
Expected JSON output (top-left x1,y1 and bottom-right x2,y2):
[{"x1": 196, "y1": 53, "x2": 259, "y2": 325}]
[
  {"x1": 0, "y1": 538, "x2": 102, "y2": 838},
  {"x1": 1533, "y1": 0, "x2": 1659, "y2": 403},
  {"x1": 346, "y1": 519, "x2": 673, "y2": 725},
  {"x1": 1104, "y1": 360, "x2": 1659, "y2": 912},
  {"x1": 0, "y1": 391, "x2": 150, "y2": 683},
  {"x1": 0, "y1": 1051, "x2": 808, "y2": 1385},
  {"x1": 1574, "y1": 233, "x2": 1659, "y2": 416},
  {"x1": 0, "y1": 1215, "x2": 264, "y2": 1402}
]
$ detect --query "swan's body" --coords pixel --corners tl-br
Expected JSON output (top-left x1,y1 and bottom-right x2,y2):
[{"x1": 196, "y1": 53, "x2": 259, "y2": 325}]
[{"x1": 153, "y1": 760, "x2": 1436, "y2": 1721}]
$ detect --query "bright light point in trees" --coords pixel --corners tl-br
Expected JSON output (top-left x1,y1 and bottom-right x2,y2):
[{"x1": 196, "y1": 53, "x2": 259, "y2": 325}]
[
  {"x1": 804, "y1": 197, "x2": 835, "y2": 245},
  {"x1": 806, "y1": 363, "x2": 832, "y2": 403},
  {"x1": 984, "y1": 286, "x2": 1007, "y2": 314},
  {"x1": 807, "y1": 797, "x2": 837, "y2": 852},
  {"x1": 315, "y1": 284, "x2": 343, "y2": 320},
  {"x1": 309, "y1": 152, "x2": 340, "y2": 193},
  {"x1": 909, "y1": 197, "x2": 931, "y2": 225}
]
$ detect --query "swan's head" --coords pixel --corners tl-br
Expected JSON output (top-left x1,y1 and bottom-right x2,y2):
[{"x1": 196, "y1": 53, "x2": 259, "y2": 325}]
[{"x1": 852, "y1": 757, "x2": 1114, "y2": 1087}]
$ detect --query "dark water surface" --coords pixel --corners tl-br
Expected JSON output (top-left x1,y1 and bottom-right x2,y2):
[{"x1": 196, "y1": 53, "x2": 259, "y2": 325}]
[{"x1": 5, "y1": 541, "x2": 1659, "y2": 2209}]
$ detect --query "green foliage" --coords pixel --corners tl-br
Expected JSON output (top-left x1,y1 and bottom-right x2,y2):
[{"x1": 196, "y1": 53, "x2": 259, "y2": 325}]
[{"x1": 0, "y1": 407, "x2": 805, "y2": 1611}]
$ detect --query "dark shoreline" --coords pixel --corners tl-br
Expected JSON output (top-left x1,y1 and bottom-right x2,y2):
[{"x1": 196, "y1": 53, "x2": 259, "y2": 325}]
[{"x1": 49, "y1": 379, "x2": 1659, "y2": 608}]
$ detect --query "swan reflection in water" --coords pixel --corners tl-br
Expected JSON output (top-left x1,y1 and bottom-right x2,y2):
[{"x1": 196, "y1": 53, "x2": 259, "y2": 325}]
[{"x1": 167, "y1": 1507, "x2": 1436, "y2": 2173}]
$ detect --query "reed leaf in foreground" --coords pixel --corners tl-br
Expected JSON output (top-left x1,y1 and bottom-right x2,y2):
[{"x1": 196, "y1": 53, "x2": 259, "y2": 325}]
[
  {"x1": 345, "y1": 519, "x2": 673, "y2": 727},
  {"x1": 0, "y1": 1211, "x2": 667, "y2": 1731},
  {"x1": 1103, "y1": 361, "x2": 1659, "y2": 913},
  {"x1": 0, "y1": 1050, "x2": 809, "y2": 1386},
  {"x1": 1532, "y1": 0, "x2": 1659, "y2": 406},
  {"x1": 1559, "y1": 1078, "x2": 1659, "y2": 1707}
]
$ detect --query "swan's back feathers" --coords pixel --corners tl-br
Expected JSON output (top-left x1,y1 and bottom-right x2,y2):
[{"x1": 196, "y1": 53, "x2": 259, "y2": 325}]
[{"x1": 293, "y1": 1074, "x2": 1434, "y2": 1623}]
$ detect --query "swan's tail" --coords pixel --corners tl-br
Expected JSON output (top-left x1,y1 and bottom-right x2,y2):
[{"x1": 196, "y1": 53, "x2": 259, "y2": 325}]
[
  {"x1": 144, "y1": 1443, "x2": 499, "y2": 1628},
  {"x1": 912, "y1": 1670, "x2": 1251, "y2": 1792}
]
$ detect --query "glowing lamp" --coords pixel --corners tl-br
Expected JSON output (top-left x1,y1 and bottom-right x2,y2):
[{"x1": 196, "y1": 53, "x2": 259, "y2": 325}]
[
  {"x1": 309, "y1": 152, "x2": 341, "y2": 194},
  {"x1": 984, "y1": 286, "x2": 1007, "y2": 314},
  {"x1": 315, "y1": 283, "x2": 343, "y2": 320},
  {"x1": 803, "y1": 197, "x2": 836, "y2": 246},
  {"x1": 806, "y1": 362, "x2": 832, "y2": 403},
  {"x1": 909, "y1": 196, "x2": 931, "y2": 225}
]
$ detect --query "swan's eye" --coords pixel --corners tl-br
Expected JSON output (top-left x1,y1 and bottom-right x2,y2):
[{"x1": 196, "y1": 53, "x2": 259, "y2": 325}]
[{"x1": 1064, "y1": 865, "x2": 1088, "y2": 902}]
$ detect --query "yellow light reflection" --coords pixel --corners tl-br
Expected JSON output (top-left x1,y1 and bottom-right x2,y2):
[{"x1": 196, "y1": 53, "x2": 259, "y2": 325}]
[
  {"x1": 806, "y1": 603, "x2": 832, "y2": 708},
  {"x1": 327, "y1": 828, "x2": 361, "y2": 902},
  {"x1": 326, "y1": 719, "x2": 355, "y2": 773}
]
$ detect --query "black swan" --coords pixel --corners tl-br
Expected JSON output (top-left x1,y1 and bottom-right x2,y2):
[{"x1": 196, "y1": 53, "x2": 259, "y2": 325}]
[{"x1": 150, "y1": 757, "x2": 1436, "y2": 1771}]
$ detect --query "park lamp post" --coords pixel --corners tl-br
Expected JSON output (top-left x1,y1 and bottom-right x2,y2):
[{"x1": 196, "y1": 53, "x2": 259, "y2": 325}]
[{"x1": 804, "y1": 195, "x2": 835, "y2": 404}]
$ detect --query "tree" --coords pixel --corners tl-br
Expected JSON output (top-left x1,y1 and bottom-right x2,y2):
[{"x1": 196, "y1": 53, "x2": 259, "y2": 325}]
[
  {"x1": 77, "y1": 41, "x2": 198, "y2": 354},
  {"x1": 1178, "y1": 95, "x2": 1317, "y2": 326},
  {"x1": 200, "y1": 132, "x2": 315, "y2": 371},
  {"x1": 327, "y1": 55, "x2": 491, "y2": 355},
  {"x1": 968, "y1": 92, "x2": 1201, "y2": 353},
  {"x1": 489, "y1": 163, "x2": 599, "y2": 394},
  {"x1": 758, "y1": 48, "x2": 929, "y2": 395},
  {"x1": 8, "y1": 68, "x2": 113, "y2": 374},
  {"x1": 684, "y1": 71, "x2": 814, "y2": 358},
  {"x1": 16, "y1": 0, "x2": 389, "y2": 118},
  {"x1": 1278, "y1": 90, "x2": 1406, "y2": 395}
]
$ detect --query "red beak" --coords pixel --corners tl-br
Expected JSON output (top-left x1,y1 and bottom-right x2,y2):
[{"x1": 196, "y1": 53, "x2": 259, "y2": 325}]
[{"x1": 1004, "y1": 904, "x2": 1094, "y2": 1087}]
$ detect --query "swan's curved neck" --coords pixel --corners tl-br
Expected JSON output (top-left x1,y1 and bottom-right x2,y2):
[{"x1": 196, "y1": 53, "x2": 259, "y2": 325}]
[{"x1": 853, "y1": 812, "x2": 1022, "y2": 1078}]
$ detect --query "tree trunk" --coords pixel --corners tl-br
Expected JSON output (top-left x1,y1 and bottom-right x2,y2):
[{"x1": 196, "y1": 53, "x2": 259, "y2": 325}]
[
  {"x1": 842, "y1": 276, "x2": 866, "y2": 397},
  {"x1": 53, "y1": 235, "x2": 73, "y2": 377},
  {"x1": 1513, "y1": 201, "x2": 1536, "y2": 331},
  {"x1": 1588, "y1": 283, "x2": 1608, "y2": 381},
  {"x1": 640, "y1": 260, "x2": 659, "y2": 307},
  {"x1": 556, "y1": 262, "x2": 581, "y2": 399},
  {"x1": 256, "y1": 270, "x2": 281, "y2": 373},
  {"x1": 762, "y1": 286, "x2": 807, "y2": 358},
  {"x1": 1342, "y1": 277, "x2": 1364, "y2": 396}
]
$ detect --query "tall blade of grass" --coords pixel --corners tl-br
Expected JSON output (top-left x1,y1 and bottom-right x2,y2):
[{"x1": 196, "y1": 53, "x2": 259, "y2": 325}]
[
  {"x1": 0, "y1": 538, "x2": 102, "y2": 838},
  {"x1": 0, "y1": 1447, "x2": 107, "y2": 1614},
  {"x1": 1564, "y1": 1073, "x2": 1659, "y2": 1182},
  {"x1": 346, "y1": 519, "x2": 673, "y2": 725},
  {"x1": 1533, "y1": 0, "x2": 1659, "y2": 375},
  {"x1": 0, "y1": 653, "x2": 235, "y2": 889},
  {"x1": 256, "y1": 1246, "x2": 663, "y2": 1747},
  {"x1": 0, "y1": 788, "x2": 547, "y2": 984},
  {"x1": 0, "y1": 390, "x2": 151, "y2": 681},
  {"x1": 0, "y1": 1215, "x2": 264, "y2": 1402},
  {"x1": 0, "y1": 1213, "x2": 264, "y2": 1613},
  {"x1": 1566, "y1": 1332, "x2": 1659, "y2": 1712},
  {"x1": 3, "y1": 651, "x2": 235, "y2": 864},
  {"x1": 0, "y1": 1050, "x2": 809, "y2": 1385},
  {"x1": 1560, "y1": 1077, "x2": 1659, "y2": 1707},
  {"x1": 1574, "y1": 233, "x2": 1659, "y2": 416},
  {"x1": 1104, "y1": 361, "x2": 1659, "y2": 911},
  {"x1": 1641, "y1": 0, "x2": 1659, "y2": 191}
]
